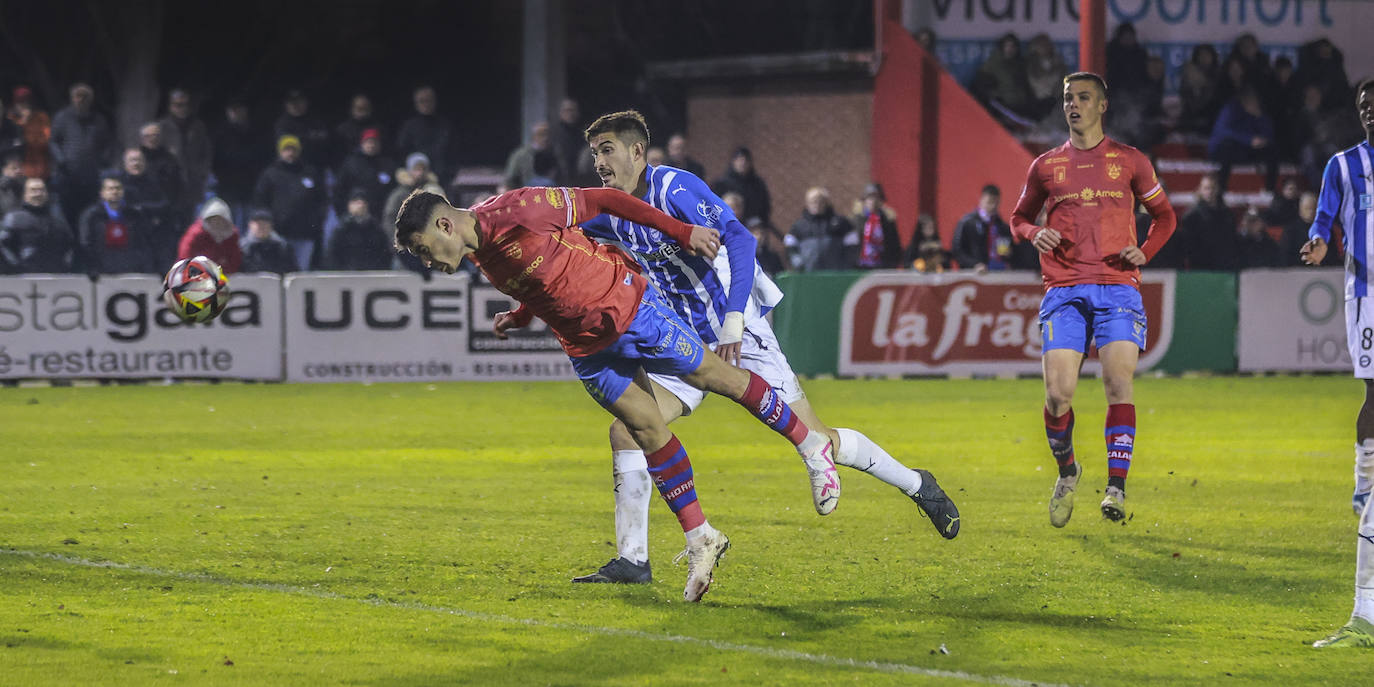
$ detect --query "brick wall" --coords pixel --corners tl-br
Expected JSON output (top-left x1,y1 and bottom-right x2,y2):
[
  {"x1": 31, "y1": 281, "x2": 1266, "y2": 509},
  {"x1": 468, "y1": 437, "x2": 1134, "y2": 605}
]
[{"x1": 685, "y1": 76, "x2": 874, "y2": 235}]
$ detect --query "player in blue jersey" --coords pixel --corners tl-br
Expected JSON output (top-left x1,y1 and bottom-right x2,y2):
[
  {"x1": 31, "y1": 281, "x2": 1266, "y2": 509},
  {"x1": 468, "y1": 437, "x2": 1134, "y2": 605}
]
[
  {"x1": 559, "y1": 110, "x2": 960, "y2": 585},
  {"x1": 1305, "y1": 78, "x2": 1374, "y2": 648}
]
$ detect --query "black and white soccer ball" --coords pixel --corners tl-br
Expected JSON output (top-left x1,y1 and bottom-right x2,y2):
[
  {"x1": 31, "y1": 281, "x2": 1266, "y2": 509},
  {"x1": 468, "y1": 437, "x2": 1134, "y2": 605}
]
[{"x1": 162, "y1": 256, "x2": 230, "y2": 324}]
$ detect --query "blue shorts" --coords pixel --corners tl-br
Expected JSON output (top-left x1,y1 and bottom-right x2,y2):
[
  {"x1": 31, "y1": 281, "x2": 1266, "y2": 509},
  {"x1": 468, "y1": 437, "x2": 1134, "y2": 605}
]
[
  {"x1": 570, "y1": 292, "x2": 707, "y2": 407},
  {"x1": 1039, "y1": 284, "x2": 1147, "y2": 354}
]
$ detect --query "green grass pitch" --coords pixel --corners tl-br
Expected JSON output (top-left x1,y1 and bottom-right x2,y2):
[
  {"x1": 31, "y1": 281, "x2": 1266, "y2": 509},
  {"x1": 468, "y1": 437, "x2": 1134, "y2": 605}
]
[{"x1": 0, "y1": 376, "x2": 1368, "y2": 685}]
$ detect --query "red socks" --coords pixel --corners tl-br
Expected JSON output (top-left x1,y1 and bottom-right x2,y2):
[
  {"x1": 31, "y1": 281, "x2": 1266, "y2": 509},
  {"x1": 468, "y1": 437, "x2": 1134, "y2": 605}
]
[
  {"x1": 1105, "y1": 403, "x2": 1135, "y2": 489},
  {"x1": 737, "y1": 371, "x2": 808, "y2": 446},
  {"x1": 1044, "y1": 407, "x2": 1076, "y2": 478},
  {"x1": 646, "y1": 435, "x2": 704, "y2": 531}
]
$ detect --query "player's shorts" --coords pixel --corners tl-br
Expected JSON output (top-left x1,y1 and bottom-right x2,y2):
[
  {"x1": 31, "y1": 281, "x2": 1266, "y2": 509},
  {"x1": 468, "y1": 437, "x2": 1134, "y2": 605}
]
[
  {"x1": 569, "y1": 292, "x2": 707, "y2": 407},
  {"x1": 1039, "y1": 284, "x2": 1147, "y2": 354},
  {"x1": 1346, "y1": 298, "x2": 1374, "y2": 379},
  {"x1": 649, "y1": 312, "x2": 804, "y2": 415}
]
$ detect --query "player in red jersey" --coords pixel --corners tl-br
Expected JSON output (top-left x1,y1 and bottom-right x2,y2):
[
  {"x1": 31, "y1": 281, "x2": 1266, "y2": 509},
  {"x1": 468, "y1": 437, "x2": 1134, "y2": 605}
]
[
  {"x1": 1009, "y1": 72, "x2": 1177, "y2": 526},
  {"x1": 391, "y1": 186, "x2": 842, "y2": 601}
]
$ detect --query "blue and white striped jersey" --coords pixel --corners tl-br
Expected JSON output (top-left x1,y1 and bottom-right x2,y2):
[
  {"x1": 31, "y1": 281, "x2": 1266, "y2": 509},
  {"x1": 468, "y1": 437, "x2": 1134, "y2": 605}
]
[
  {"x1": 1311, "y1": 141, "x2": 1374, "y2": 300},
  {"x1": 580, "y1": 165, "x2": 782, "y2": 343}
]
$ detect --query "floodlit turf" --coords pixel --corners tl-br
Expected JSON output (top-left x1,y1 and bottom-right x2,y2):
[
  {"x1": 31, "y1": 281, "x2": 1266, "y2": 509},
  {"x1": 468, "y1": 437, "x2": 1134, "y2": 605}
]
[{"x1": 0, "y1": 376, "x2": 1369, "y2": 685}]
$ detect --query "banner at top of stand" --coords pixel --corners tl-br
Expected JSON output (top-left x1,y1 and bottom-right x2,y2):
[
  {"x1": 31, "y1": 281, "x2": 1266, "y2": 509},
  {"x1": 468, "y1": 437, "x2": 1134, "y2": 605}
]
[{"x1": 921, "y1": 0, "x2": 1348, "y2": 41}]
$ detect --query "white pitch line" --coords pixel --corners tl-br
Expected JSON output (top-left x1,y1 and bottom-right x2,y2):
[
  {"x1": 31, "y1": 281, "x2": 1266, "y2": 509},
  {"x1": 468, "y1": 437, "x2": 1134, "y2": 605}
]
[{"x1": 4, "y1": 548, "x2": 1072, "y2": 687}]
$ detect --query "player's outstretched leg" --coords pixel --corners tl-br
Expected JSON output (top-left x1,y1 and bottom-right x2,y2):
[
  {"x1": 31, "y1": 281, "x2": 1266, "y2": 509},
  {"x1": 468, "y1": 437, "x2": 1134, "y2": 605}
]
[
  {"x1": 832, "y1": 428, "x2": 959, "y2": 539},
  {"x1": 1045, "y1": 406, "x2": 1080, "y2": 528},
  {"x1": 644, "y1": 435, "x2": 729, "y2": 602},
  {"x1": 1315, "y1": 497, "x2": 1374, "y2": 648},
  {"x1": 681, "y1": 350, "x2": 839, "y2": 514},
  {"x1": 1101, "y1": 403, "x2": 1135, "y2": 521},
  {"x1": 572, "y1": 449, "x2": 653, "y2": 584},
  {"x1": 731, "y1": 370, "x2": 839, "y2": 514}
]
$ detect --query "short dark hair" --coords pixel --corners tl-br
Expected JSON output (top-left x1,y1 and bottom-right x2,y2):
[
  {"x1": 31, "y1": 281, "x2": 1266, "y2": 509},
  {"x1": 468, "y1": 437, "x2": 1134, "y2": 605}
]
[
  {"x1": 981, "y1": 184, "x2": 1000, "y2": 197},
  {"x1": 1358, "y1": 78, "x2": 1374, "y2": 101},
  {"x1": 584, "y1": 110, "x2": 650, "y2": 146},
  {"x1": 1063, "y1": 71, "x2": 1108, "y2": 98},
  {"x1": 393, "y1": 189, "x2": 450, "y2": 250}
]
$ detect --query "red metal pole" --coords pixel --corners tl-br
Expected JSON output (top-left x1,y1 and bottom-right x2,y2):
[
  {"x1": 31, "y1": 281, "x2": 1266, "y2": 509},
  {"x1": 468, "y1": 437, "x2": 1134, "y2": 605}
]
[
  {"x1": 874, "y1": 0, "x2": 901, "y2": 68},
  {"x1": 1079, "y1": 0, "x2": 1106, "y2": 77}
]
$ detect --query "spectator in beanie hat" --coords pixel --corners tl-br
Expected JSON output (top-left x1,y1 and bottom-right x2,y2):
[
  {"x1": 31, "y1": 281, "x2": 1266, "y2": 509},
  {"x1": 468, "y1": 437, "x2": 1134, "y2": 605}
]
[
  {"x1": 252, "y1": 134, "x2": 325, "y2": 269},
  {"x1": 335, "y1": 127, "x2": 394, "y2": 218}
]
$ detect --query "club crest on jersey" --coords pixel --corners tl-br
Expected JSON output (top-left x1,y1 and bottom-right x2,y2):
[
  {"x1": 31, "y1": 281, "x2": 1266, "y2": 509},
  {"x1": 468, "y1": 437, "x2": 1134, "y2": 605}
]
[
  {"x1": 1362, "y1": 193, "x2": 1373, "y2": 210},
  {"x1": 546, "y1": 188, "x2": 564, "y2": 209},
  {"x1": 697, "y1": 200, "x2": 722, "y2": 226},
  {"x1": 1107, "y1": 163, "x2": 1122, "y2": 180},
  {"x1": 503, "y1": 242, "x2": 522, "y2": 260},
  {"x1": 1054, "y1": 166, "x2": 1066, "y2": 183}
]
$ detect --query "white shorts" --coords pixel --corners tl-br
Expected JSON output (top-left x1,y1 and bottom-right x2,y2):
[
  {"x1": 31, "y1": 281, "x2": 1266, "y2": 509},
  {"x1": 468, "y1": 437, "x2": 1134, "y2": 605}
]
[
  {"x1": 649, "y1": 313, "x2": 805, "y2": 414},
  {"x1": 1348, "y1": 298, "x2": 1374, "y2": 379}
]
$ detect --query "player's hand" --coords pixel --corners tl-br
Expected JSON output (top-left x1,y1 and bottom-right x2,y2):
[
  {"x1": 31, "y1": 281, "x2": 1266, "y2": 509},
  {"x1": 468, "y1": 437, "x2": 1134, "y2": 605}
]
[
  {"x1": 492, "y1": 310, "x2": 523, "y2": 339},
  {"x1": 716, "y1": 342, "x2": 742, "y2": 367},
  {"x1": 1118, "y1": 245, "x2": 1147, "y2": 266},
  {"x1": 716, "y1": 311, "x2": 745, "y2": 367},
  {"x1": 686, "y1": 225, "x2": 721, "y2": 260},
  {"x1": 1301, "y1": 236, "x2": 1328, "y2": 265},
  {"x1": 1031, "y1": 227, "x2": 1062, "y2": 253}
]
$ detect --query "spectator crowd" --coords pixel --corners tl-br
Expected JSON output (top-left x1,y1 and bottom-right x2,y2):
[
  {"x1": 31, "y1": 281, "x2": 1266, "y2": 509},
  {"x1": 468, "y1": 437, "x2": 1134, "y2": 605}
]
[
  {"x1": 0, "y1": 25, "x2": 1364, "y2": 278},
  {"x1": 0, "y1": 83, "x2": 467, "y2": 277}
]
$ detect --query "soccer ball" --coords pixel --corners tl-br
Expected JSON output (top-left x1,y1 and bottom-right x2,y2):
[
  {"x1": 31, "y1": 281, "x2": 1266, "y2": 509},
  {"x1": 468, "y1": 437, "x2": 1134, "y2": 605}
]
[{"x1": 162, "y1": 256, "x2": 230, "y2": 324}]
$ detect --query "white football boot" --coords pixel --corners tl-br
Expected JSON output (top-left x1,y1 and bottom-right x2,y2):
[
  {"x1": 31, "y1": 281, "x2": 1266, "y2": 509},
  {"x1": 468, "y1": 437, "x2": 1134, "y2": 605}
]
[
  {"x1": 1049, "y1": 462, "x2": 1081, "y2": 528},
  {"x1": 675, "y1": 528, "x2": 730, "y2": 602},
  {"x1": 799, "y1": 439, "x2": 841, "y2": 515}
]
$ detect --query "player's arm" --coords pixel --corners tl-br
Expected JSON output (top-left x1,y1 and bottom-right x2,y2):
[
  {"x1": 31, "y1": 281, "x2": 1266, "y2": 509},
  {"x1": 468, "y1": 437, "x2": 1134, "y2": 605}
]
[
  {"x1": 1009, "y1": 162, "x2": 1057, "y2": 252},
  {"x1": 1302, "y1": 157, "x2": 1343, "y2": 265},
  {"x1": 1126, "y1": 153, "x2": 1176, "y2": 267},
  {"x1": 578, "y1": 187, "x2": 719, "y2": 259},
  {"x1": 714, "y1": 215, "x2": 756, "y2": 364},
  {"x1": 667, "y1": 175, "x2": 756, "y2": 363}
]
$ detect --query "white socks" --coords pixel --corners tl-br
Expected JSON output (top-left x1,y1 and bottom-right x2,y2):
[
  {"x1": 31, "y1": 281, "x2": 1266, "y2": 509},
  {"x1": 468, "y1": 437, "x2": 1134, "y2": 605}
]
[
  {"x1": 612, "y1": 450, "x2": 652, "y2": 566},
  {"x1": 1356, "y1": 493, "x2": 1374, "y2": 623},
  {"x1": 1355, "y1": 440, "x2": 1374, "y2": 495},
  {"x1": 685, "y1": 521, "x2": 718, "y2": 544},
  {"x1": 835, "y1": 428, "x2": 922, "y2": 495}
]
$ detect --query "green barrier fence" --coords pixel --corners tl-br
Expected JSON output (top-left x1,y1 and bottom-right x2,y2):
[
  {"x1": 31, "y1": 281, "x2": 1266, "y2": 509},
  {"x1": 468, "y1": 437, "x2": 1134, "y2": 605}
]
[{"x1": 1153, "y1": 271, "x2": 1237, "y2": 374}]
